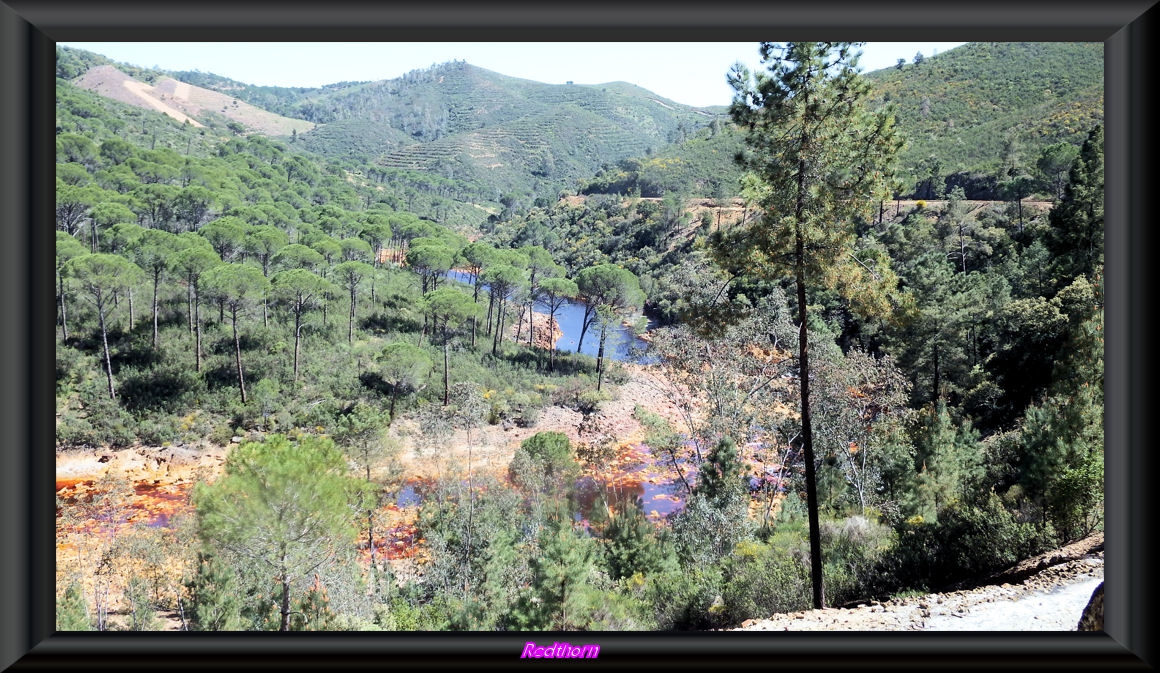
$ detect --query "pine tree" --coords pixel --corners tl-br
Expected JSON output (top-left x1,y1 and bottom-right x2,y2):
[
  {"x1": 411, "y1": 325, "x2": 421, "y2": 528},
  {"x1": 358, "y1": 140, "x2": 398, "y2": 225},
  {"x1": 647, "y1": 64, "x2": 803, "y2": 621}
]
[
  {"x1": 712, "y1": 42, "x2": 903, "y2": 608},
  {"x1": 1047, "y1": 124, "x2": 1103, "y2": 286},
  {"x1": 514, "y1": 516, "x2": 598, "y2": 631},
  {"x1": 187, "y1": 552, "x2": 245, "y2": 631},
  {"x1": 56, "y1": 579, "x2": 91, "y2": 631}
]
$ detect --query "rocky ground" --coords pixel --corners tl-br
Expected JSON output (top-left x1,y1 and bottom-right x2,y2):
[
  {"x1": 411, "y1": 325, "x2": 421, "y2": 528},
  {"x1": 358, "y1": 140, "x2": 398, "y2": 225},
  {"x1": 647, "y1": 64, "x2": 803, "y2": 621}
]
[{"x1": 731, "y1": 533, "x2": 1104, "y2": 631}]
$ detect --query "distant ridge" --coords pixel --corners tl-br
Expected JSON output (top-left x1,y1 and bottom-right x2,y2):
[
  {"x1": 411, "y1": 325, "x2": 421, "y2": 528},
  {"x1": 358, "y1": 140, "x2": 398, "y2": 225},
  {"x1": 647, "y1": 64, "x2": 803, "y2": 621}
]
[{"x1": 71, "y1": 65, "x2": 315, "y2": 137}]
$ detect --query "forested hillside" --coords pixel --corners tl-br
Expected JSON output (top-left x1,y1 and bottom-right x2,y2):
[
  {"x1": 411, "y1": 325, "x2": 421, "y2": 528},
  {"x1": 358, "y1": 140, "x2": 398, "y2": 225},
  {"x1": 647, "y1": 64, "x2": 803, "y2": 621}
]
[{"x1": 55, "y1": 42, "x2": 1103, "y2": 633}]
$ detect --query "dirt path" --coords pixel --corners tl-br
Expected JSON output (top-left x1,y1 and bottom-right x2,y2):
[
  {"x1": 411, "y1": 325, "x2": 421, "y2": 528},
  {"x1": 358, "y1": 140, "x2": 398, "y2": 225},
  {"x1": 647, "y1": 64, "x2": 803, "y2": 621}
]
[{"x1": 731, "y1": 533, "x2": 1105, "y2": 632}]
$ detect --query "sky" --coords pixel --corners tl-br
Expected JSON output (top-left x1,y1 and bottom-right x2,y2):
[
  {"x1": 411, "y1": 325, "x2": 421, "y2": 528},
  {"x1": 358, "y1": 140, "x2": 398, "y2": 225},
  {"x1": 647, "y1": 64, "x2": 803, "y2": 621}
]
[{"x1": 59, "y1": 42, "x2": 965, "y2": 108}]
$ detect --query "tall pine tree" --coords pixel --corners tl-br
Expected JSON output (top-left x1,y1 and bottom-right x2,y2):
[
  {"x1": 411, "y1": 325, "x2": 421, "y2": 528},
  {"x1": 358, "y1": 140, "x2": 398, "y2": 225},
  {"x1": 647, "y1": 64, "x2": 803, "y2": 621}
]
[{"x1": 712, "y1": 42, "x2": 903, "y2": 608}]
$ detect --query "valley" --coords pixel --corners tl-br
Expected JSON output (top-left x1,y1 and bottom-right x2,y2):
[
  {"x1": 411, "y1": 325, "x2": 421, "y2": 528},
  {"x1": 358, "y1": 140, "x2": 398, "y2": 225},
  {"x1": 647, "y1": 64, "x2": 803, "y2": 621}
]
[{"x1": 49, "y1": 41, "x2": 1105, "y2": 636}]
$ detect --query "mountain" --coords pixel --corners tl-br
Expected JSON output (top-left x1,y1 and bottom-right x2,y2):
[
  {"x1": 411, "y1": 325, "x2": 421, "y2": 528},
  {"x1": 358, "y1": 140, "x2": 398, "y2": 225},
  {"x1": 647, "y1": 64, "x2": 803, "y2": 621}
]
[
  {"x1": 237, "y1": 61, "x2": 718, "y2": 199},
  {"x1": 59, "y1": 41, "x2": 1103, "y2": 206},
  {"x1": 579, "y1": 42, "x2": 1104, "y2": 201},
  {"x1": 71, "y1": 65, "x2": 315, "y2": 138},
  {"x1": 865, "y1": 42, "x2": 1103, "y2": 185}
]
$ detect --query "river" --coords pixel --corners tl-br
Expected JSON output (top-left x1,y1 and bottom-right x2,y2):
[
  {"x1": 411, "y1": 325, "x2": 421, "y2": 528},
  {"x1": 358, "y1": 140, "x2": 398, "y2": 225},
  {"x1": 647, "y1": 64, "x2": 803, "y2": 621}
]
[{"x1": 444, "y1": 270, "x2": 654, "y2": 362}]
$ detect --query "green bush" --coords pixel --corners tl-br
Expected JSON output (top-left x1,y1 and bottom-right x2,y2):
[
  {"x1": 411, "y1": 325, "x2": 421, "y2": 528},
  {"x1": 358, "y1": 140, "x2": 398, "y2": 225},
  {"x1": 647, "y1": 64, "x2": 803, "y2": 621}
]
[
  {"x1": 718, "y1": 539, "x2": 812, "y2": 627},
  {"x1": 879, "y1": 492, "x2": 1051, "y2": 593},
  {"x1": 820, "y1": 515, "x2": 893, "y2": 605}
]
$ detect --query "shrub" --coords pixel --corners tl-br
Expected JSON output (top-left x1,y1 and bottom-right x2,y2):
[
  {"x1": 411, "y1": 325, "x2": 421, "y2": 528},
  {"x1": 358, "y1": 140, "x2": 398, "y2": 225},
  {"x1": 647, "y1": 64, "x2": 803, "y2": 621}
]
[
  {"x1": 820, "y1": 515, "x2": 893, "y2": 605},
  {"x1": 718, "y1": 539, "x2": 811, "y2": 627},
  {"x1": 878, "y1": 492, "x2": 1051, "y2": 593}
]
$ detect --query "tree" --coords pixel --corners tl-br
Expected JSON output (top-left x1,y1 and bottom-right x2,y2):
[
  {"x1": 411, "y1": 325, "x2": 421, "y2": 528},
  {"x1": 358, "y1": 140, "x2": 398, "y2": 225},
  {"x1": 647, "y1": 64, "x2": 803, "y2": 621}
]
[
  {"x1": 272, "y1": 243, "x2": 325, "y2": 272},
  {"x1": 90, "y1": 203, "x2": 137, "y2": 253},
  {"x1": 513, "y1": 516, "x2": 599, "y2": 631},
  {"x1": 421, "y1": 287, "x2": 483, "y2": 405},
  {"x1": 938, "y1": 186, "x2": 994, "y2": 274},
  {"x1": 199, "y1": 264, "x2": 269, "y2": 404},
  {"x1": 192, "y1": 434, "x2": 361, "y2": 631},
  {"x1": 537, "y1": 276, "x2": 578, "y2": 372},
  {"x1": 406, "y1": 239, "x2": 455, "y2": 294},
  {"x1": 198, "y1": 216, "x2": 248, "y2": 262},
  {"x1": 1046, "y1": 125, "x2": 1103, "y2": 285},
  {"x1": 458, "y1": 242, "x2": 500, "y2": 347},
  {"x1": 333, "y1": 260, "x2": 374, "y2": 344},
  {"x1": 55, "y1": 231, "x2": 88, "y2": 342},
  {"x1": 333, "y1": 402, "x2": 398, "y2": 570},
  {"x1": 244, "y1": 225, "x2": 289, "y2": 327},
  {"x1": 1037, "y1": 141, "x2": 1081, "y2": 202},
  {"x1": 519, "y1": 245, "x2": 563, "y2": 349},
  {"x1": 812, "y1": 348, "x2": 913, "y2": 516},
  {"x1": 130, "y1": 228, "x2": 180, "y2": 350},
  {"x1": 1018, "y1": 281, "x2": 1103, "y2": 542},
  {"x1": 56, "y1": 579, "x2": 91, "y2": 631},
  {"x1": 173, "y1": 185, "x2": 215, "y2": 231},
  {"x1": 187, "y1": 552, "x2": 245, "y2": 630},
  {"x1": 171, "y1": 239, "x2": 222, "y2": 372},
  {"x1": 377, "y1": 341, "x2": 433, "y2": 420},
  {"x1": 715, "y1": 42, "x2": 903, "y2": 608},
  {"x1": 269, "y1": 268, "x2": 334, "y2": 382},
  {"x1": 575, "y1": 264, "x2": 644, "y2": 390},
  {"x1": 907, "y1": 400, "x2": 982, "y2": 521},
  {"x1": 56, "y1": 182, "x2": 97, "y2": 236},
  {"x1": 65, "y1": 253, "x2": 145, "y2": 399},
  {"x1": 245, "y1": 225, "x2": 289, "y2": 277},
  {"x1": 99, "y1": 137, "x2": 135, "y2": 166},
  {"x1": 339, "y1": 236, "x2": 373, "y2": 263},
  {"x1": 480, "y1": 264, "x2": 526, "y2": 357}
]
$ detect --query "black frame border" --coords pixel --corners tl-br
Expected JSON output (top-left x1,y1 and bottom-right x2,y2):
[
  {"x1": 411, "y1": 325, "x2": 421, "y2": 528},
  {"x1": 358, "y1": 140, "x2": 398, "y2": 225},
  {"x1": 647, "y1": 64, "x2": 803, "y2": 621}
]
[{"x1": 2, "y1": 1, "x2": 1155, "y2": 669}]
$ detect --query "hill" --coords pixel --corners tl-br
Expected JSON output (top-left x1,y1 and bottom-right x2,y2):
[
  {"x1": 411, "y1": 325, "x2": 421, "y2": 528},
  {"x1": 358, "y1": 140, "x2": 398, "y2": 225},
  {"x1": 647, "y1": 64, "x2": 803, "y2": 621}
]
[
  {"x1": 865, "y1": 41, "x2": 1103, "y2": 187},
  {"x1": 60, "y1": 42, "x2": 1102, "y2": 204},
  {"x1": 580, "y1": 42, "x2": 1104, "y2": 201},
  {"x1": 70, "y1": 64, "x2": 315, "y2": 138}
]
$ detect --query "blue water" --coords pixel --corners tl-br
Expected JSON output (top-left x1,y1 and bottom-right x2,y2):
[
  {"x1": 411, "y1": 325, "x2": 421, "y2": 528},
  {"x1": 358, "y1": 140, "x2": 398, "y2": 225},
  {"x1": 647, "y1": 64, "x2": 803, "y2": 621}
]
[{"x1": 444, "y1": 269, "x2": 654, "y2": 363}]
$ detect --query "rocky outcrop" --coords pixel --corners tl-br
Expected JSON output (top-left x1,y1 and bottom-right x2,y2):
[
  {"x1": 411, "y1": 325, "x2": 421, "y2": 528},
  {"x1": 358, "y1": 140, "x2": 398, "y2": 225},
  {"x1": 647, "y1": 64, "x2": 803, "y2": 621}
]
[
  {"x1": 1076, "y1": 581, "x2": 1104, "y2": 631},
  {"x1": 512, "y1": 309, "x2": 564, "y2": 351}
]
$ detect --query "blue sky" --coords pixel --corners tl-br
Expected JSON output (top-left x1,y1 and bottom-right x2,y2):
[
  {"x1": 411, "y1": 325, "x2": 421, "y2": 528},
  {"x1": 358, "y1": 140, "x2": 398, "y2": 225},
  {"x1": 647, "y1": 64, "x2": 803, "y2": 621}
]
[{"x1": 60, "y1": 42, "x2": 965, "y2": 108}]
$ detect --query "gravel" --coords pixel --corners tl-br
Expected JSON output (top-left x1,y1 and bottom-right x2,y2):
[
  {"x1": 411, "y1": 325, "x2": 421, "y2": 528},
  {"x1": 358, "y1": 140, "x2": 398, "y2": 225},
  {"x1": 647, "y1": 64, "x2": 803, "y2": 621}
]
[{"x1": 732, "y1": 535, "x2": 1104, "y2": 632}]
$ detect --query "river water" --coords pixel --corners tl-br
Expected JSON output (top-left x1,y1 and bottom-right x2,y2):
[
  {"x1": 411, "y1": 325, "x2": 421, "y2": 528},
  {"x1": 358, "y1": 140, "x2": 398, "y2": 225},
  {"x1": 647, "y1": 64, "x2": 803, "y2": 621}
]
[{"x1": 444, "y1": 270, "x2": 653, "y2": 362}]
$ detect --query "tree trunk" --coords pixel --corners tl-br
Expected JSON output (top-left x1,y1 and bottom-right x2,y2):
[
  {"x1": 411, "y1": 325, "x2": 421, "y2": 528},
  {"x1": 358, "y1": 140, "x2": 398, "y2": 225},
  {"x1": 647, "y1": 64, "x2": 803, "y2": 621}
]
[
  {"x1": 547, "y1": 308, "x2": 558, "y2": 372},
  {"x1": 232, "y1": 306, "x2": 247, "y2": 404},
  {"x1": 348, "y1": 286, "x2": 356, "y2": 344},
  {"x1": 279, "y1": 573, "x2": 291, "y2": 632},
  {"x1": 58, "y1": 269, "x2": 69, "y2": 342},
  {"x1": 596, "y1": 325, "x2": 607, "y2": 391},
  {"x1": 98, "y1": 298, "x2": 116, "y2": 399},
  {"x1": 293, "y1": 309, "x2": 303, "y2": 382},
  {"x1": 187, "y1": 275, "x2": 194, "y2": 334},
  {"x1": 194, "y1": 290, "x2": 203, "y2": 373},
  {"x1": 486, "y1": 291, "x2": 495, "y2": 335},
  {"x1": 577, "y1": 306, "x2": 594, "y2": 354},
  {"x1": 151, "y1": 272, "x2": 161, "y2": 350},
  {"x1": 127, "y1": 287, "x2": 135, "y2": 330},
  {"x1": 492, "y1": 299, "x2": 505, "y2": 357},
  {"x1": 796, "y1": 255, "x2": 823, "y2": 610},
  {"x1": 443, "y1": 325, "x2": 451, "y2": 406},
  {"x1": 795, "y1": 101, "x2": 824, "y2": 609}
]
